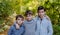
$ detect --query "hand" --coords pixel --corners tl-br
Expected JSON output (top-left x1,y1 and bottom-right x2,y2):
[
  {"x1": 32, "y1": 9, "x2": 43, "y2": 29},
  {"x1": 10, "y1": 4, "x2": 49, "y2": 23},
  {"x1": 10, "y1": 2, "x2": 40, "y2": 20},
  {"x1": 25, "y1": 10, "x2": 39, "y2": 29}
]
[{"x1": 16, "y1": 24, "x2": 20, "y2": 29}]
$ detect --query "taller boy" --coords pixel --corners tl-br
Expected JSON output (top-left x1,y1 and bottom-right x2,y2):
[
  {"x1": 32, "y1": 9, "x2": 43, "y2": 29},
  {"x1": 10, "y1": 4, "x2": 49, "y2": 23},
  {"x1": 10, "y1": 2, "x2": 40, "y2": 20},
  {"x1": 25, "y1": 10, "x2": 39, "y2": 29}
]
[{"x1": 35, "y1": 6, "x2": 53, "y2": 35}]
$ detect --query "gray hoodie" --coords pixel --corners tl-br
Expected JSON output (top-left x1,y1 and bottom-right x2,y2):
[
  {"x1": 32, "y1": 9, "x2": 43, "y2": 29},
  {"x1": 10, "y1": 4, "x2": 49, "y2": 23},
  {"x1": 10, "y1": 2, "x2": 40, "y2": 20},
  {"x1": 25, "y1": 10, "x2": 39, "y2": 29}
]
[{"x1": 23, "y1": 19, "x2": 36, "y2": 35}]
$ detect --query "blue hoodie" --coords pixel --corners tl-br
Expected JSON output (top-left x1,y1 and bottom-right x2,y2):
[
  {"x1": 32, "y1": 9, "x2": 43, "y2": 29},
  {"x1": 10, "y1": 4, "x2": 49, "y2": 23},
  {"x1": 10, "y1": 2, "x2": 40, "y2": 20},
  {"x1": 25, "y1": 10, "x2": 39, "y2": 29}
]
[
  {"x1": 8, "y1": 23, "x2": 25, "y2": 35},
  {"x1": 34, "y1": 16, "x2": 53, "y2": 35}
]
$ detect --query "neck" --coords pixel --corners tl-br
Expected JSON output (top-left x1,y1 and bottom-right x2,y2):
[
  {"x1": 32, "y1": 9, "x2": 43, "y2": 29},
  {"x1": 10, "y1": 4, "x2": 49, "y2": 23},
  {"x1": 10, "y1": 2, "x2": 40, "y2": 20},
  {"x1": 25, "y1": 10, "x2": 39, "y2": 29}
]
[
  {"x1": 18, "y1": 24, "x2": 21, "y2": 26},
  {"x1": 26, "y1": 19, "x2": 32, "y2": 22},
  {"x1": 27, "y1": 20, "x2": 31, "y2": 22},
  {"x1": 39, "y1": 16, "x2": 44, "y2": 19}
]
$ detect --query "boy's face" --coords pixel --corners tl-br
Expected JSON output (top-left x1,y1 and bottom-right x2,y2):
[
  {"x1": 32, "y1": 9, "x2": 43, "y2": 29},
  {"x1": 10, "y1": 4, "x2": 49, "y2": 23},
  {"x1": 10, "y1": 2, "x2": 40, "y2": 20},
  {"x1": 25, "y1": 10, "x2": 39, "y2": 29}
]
[
  {"x1": 16, "y1": 17, "x2": 24, "y2": 25},
  {"x1": 26, "y1": 14, "x2": 32, "y2": 21},
  {"x1": 38, "y1": 9, "x2": 45, "y2": 17}
]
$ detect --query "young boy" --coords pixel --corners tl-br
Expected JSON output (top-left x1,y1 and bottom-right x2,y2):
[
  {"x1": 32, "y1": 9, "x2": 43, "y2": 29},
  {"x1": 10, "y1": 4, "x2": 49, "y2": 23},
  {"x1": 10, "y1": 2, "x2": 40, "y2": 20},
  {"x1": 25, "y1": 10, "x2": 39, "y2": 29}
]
[
  {"x1": 35, "y1": 6, "x2": 53, "y2": 35},
  {"x1": 23, "y1": 10, "x2": 36, "y2": 35},
  {"x1": 8, "y1": 15, "x2": 25, "y2": 35}
]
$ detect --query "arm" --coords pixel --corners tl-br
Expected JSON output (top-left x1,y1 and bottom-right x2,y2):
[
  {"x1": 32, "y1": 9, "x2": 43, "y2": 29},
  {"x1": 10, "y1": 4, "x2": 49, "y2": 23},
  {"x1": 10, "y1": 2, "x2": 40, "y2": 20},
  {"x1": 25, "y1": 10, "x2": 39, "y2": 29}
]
[
  {"x1": 8, "y1": 26, "x2": 14, "y2": 35},
  {"x1": 21, "y1": 24, "x2": 25, "y2": 35},
  {"x1": 47, "y1": 21, "x2": 53, "y2": 35}
]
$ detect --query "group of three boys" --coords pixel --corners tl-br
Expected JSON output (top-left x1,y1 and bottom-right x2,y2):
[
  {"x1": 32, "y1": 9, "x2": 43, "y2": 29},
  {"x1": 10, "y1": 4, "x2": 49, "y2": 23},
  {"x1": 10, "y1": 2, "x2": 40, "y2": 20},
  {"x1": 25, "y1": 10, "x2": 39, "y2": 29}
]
[{"x1": 8, "y1": 6, "x2": 53, "y2": 35}]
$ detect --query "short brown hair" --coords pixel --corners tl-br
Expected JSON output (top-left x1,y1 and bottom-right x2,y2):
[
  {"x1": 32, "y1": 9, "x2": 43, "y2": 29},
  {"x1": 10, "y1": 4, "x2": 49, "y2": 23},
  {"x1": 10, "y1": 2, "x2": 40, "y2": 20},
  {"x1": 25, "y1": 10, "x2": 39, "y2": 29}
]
[
  {"x1": 37, "y1": 6, "x2": 46, "y2": 12},
  {"x1": 16, "y1": 15, "x2": 24, "y2": 20},
  {"x1": 24, "y1": 10, "x2": 33, "y2": 16}
]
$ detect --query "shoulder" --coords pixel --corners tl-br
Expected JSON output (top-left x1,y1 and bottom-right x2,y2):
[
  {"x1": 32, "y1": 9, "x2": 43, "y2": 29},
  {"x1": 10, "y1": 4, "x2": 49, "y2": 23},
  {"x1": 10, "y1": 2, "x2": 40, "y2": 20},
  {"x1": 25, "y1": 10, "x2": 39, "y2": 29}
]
[
  {"x1": 21, "y1": 24, "x2": 25, "y2": 27},
  {"x1": 24, "y1": 20, "x2": 26, "y2": 22},
  {"x1": 44, "y1": 15, "x2": 51, "y2": 21},
  {"x1": 33, "y1": 16, "x2": 38, "y2": 21},
  {"x1": 20, "y1": 24, "x2": 25, "y2": 30},
  {"x1": 23, "y1": 20, "x2": 27, "y2": 24},
  {"x1": 44, "y1": 17, "x2": 52, "y2": 24},
  {"x1": 9, "y1": 25, "x2": 15, "y2": 30}
]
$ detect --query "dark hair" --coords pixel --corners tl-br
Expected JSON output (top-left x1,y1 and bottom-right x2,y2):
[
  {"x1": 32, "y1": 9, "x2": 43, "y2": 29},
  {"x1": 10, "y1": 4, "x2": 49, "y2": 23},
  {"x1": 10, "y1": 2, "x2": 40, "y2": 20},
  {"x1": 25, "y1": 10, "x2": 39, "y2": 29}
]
[
  {"x1": 25, "y1": 10, "x2": 33, "y2": 16},
  {"x1": 37, "y1": 6, "x2": 46, "y2": 12},
  {"x1": 16, "y1": 15, "x2": 24, "y2": 20}
]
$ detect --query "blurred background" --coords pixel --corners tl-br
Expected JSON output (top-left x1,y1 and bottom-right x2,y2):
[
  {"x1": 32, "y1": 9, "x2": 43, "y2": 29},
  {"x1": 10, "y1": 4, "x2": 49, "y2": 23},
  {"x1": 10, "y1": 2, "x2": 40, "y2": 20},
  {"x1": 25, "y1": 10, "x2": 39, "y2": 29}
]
[{"x1": 0, "y1": 0, "x2": 60, "y2": 35}]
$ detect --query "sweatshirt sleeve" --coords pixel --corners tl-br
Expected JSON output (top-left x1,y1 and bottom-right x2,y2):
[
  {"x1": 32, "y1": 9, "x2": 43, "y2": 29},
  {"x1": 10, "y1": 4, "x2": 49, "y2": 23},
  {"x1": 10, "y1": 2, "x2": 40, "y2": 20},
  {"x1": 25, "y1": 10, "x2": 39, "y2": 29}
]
[
  {"x1": 8, "y1": 26, "x2": 14, "y2": 35},
  {"x1": 47, "y1": 20, "x2": 53, "y2": 35},
  {"x1": 21, "y1": 25, "x2": 25, "y2": 35}
]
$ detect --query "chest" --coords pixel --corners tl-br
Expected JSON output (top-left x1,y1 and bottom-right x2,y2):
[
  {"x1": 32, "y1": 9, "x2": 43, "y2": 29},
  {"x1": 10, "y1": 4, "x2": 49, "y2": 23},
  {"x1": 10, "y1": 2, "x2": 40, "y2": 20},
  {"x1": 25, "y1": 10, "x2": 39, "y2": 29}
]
[
  {"x1": 13, "y1": 27, "x2": 23, "y2": 34},
  {"x1": 36, "y1": 19, "x2": 48, "y2": 28},
  {"x1": 24, "y1": 21, "x2": 36, "y2": 30}
]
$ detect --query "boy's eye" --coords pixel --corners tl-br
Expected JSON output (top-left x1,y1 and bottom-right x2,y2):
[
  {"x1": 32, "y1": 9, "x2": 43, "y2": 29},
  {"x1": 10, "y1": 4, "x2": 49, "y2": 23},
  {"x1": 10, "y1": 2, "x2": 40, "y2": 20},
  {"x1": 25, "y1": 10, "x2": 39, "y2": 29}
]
[
  {"x1": 39, "y1": 11, "x2": 44, "y2": 13},
  {"x1": 41, "y1": 11, "x2": 44, "y2": 13},
  {"x1": 17, "y1": 19, "x2": 21, "y2": 21},
  {"x1": 17, "y1": 19, "x2": 23, "y2": 21},
  {"x1": 27, "y1": 15, "x2": 32, "y2": 17},
  {"x1": 18, "y1": 19, "x2": 20, "y2": 20}
]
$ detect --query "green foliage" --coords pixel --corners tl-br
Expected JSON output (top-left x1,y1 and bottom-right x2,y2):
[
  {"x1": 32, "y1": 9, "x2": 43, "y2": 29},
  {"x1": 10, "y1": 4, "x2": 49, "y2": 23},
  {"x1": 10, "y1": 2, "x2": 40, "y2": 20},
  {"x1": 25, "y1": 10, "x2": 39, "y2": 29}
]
[
  {"x1": 53, "y1": 25, "x2": 60, "y2": 35},
  {"x1": 0, "y1": 0, "x2": 14, "y2": 32},
  {"x1": 0, "y1": 0, "x2": 14, "y2": 19}
]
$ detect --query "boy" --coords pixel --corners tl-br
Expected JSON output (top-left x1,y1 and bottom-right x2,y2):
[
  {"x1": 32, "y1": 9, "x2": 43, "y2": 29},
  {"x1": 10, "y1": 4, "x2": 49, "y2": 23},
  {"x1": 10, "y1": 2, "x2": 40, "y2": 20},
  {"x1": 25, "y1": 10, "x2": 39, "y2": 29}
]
[
  {"x1": 35, "y1": 6, "x2": 53, "y2": 35},
  {"x1": 8, "y1": 15, "x2": 25, "y2": 35},
  {"x1": 23, "y1": 10, "x2": 36, "y2": 35}
]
